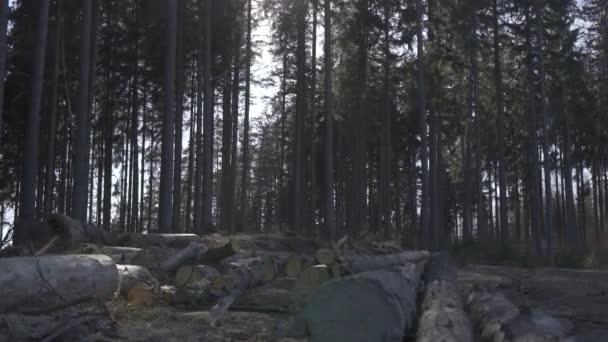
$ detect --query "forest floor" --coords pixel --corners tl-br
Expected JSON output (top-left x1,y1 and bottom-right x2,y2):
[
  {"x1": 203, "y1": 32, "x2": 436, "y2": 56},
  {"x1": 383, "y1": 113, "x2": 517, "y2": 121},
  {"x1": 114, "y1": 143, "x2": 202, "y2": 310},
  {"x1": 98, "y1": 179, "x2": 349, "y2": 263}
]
[
  {"x1": 458, "y1": 264, "x2": 608, "y2": 342},
  {"x1": 109, "y1": 263, "x2": 608, "y2": 341}
]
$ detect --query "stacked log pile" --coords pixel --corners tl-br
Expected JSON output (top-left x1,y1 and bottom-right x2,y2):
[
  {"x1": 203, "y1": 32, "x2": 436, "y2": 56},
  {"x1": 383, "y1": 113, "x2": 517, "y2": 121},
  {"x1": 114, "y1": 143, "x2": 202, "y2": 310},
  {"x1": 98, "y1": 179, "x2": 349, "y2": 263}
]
[{"x1": 0, "y1": 214, "x2": 580, "y2": 341}]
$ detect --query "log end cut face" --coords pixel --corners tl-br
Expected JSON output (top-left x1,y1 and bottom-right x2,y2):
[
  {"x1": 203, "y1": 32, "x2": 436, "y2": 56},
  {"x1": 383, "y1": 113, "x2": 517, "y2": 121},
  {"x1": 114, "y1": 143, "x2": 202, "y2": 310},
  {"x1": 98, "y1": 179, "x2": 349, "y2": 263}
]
[{"x1": 298, "y1": 279, "x2": 405, "y2": 342}]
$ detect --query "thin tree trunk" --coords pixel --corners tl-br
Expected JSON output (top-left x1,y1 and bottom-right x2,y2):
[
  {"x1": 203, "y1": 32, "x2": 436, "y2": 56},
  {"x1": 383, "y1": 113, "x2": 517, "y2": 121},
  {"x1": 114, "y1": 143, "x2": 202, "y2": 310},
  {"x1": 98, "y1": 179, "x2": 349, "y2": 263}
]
[
  {"x1": 229, "y1": 35, "x2": 241, "y2": 232},
  {"x1": 193, "y1": 16, "x2": 204, "y2": 234},
  {"x1": 185, "y1": 62, "x2": 196, "y2": 232},
  {"x1": 323, "y1": 0, "x2": 335, "y2": 240},
  {"x1": 202, "y1": 0, "x2": 214, "y2": 233},
  {"x1": 102, "y1": 0, "x2": 114, "y2": 231},
  {"x1": 172, "y1": 0, "x2": 185, "y2": 231},
  {"x1": 416, "y1": 0, "x2": 429, "y2": 248},
  {"x1": 0, "y1": 0, "x2": 7, "y2": 147},
  {"x1": 533, "y1": 0, "x2": 553, "y2": 261},
  {"x1": 240, "y1": 0, "x2": 253, "y2": 232},
  {"x1": 71, "y1": 0, "x2": 94, "y2": 222},
  {"x1": 493, "y1": 0, "x2": 508, "y2": 247},
  {"x1": 44, "y1": 0, "x2": 62, "y2": 216},
  {"x1": 130, "y1": 4, "x2": 140, "y2": 232},
  {"x1": 17, "y1": 0, "x2": 50, "y2": 243},
  {"x1": 158, "y1": 0, "x2": 177, "y2": 232},
  {"x1": 309, "y1": 0, "x2": 319, "y2": 233},
  {"x1": 220, "y1": 59, "x2": 233, "y2": 231},
  {"x1": 524, "y1": 4, "x2": 543, "y2": 256},
  {"x1": 379, "y1": 0, "x2": 392, "y2": 239}
]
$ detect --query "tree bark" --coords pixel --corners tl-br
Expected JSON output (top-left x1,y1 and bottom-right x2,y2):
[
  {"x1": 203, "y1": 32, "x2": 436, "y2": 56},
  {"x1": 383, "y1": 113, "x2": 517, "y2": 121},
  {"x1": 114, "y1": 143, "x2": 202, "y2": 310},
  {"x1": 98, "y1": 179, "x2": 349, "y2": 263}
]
[
  {"x1": 0, "y1": 0, "x2": 7, "y2": 147},
  {"x1": 240, "y1": 0, "x2": 253, "y2": 232},
  {"x1": 201, "y1": 0, "x2": 214, "y2": 233},
  {"x1": 71, "y1": 0, "x2": 94, "y2": 222},
  {"x1": 341, "y1": 250, "x2": 430, "y2": 274},
  {"x1": 0, "y1": 255, "x2": 118, "y2": 314},
  {"x1": 416, "y1": 0, "x2": 430, "y2": 248},
  {"x1": 172, "y1": 0, "x2": 186, "y2": 231},
  {"x1": 417, "y1": 254, "x2": 473, "y2": 342},
  {"x1": 323, "y1": 0, "x2": 335, "y2": 240},
  {"x1": 158, "y1": 0, "x2": 177, "y2": 232},
  {"x1": 291, "y1": 264, "x2": 422, "y2": 341},
  {"x1": 17, "y1": 0, "x2": 50, "y2": 244}
]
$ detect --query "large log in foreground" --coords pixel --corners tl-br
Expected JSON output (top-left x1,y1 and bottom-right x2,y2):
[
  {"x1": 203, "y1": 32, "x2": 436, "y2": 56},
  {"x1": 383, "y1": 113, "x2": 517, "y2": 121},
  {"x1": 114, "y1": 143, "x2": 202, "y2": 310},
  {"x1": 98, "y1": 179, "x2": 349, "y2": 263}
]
[
  {"x1": 290, "y1": 263, "x2": 423, "y2": 342},
  {"x1": 416, "y1": 253, "x2": 473, "y2": 342},
  {"x1": 0, "y1": 255, "x2": 119, "y2": 314},
  {"x1": 341, "y1": 250, "x2": 430, "y2": 274},
  {"x1": 467, "y1": 286, "x2": 574, "y2": 341}
]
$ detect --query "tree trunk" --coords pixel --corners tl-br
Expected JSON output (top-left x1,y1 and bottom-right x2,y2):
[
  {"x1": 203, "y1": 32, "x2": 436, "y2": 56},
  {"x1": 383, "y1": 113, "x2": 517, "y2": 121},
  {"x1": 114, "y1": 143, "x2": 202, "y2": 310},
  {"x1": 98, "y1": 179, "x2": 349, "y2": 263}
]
[
  {"x1": 185, "y1": 62, "x2": 196, "y2": 232},
  {"x1": 240, "y1": 0, "x2": 253, "y2": 232},
  {"x1": 416, "y1": 0, "x2": 430, "y2": 248},
  {"x1": 308, "y1": 0, "x2": 319, "y2": 233},
  {"x1": 323, "y1": 0, "x2": 335, "y2": 240},
  {"x1": 229, "y1": 36, "x2": 241, "y2": 232},
  {"x1": 493, "y1": 0, "x2": 508, "y2": 247},
  {"x1": 524, "y1": 5, "x2": 543, "y2": 256},
  {"x1": 158, "y1": 0, "x2": 177, "y2": 232},
  {"x1": 220, "y1": 64, "x2": 233, "y2": 231},
  {"x1": 102, "y1": 1, "x2": 114, "y2": 232},
  {"x1": 201, "y1": 0, "x2": 214, "y2": 233},
  {"x1": 292, "y1": 0, "x2": 307, "y2": 233},
  {"x1": 0, "y1": 255, "x2": 118, "y2": 314},
  {"x1": 71, "y1": 0, "x2": 94, "y2": 222},
  {"x1": 129, "y1": 5, "x2": 140, "y2": 232},
  {"x1": 193, "y1": 14, "x2": 204, "y2": 233},
  {"x1": 17, "y1": 0, "x2": 50, "y2": 243},
  {"x1": 533, "y1": 0, "x2": 553, "y2": 261},
  {"x1": 172, "y1": 0, "x2": 185, "y2": 231},
  {"x1": 379, "y1": 0, "x2": 392, "y2": 239},
  {"x1": 0, "y1": 0, "x2": 7, "y2": 147},
  {"x1": 43, "y1": 0, "x2": 62, "y2": 216}
]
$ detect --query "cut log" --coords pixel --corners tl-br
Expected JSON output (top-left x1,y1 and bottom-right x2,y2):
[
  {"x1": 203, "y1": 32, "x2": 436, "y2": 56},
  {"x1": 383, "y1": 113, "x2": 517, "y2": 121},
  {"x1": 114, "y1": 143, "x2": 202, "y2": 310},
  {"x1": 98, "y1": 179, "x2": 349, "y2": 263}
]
[
  {"x1": 159, "y1": 242, "x2": 206, "y2": 273},
  {"x1": 341, "y1": 250, "x2": 430, "y2": 274},
  {"x1": 416, "y1": 253, "x2": 473, "y2": 342},
  {"x1": 117, "y1": 264, "x2": 158, "y2": 298},
  {"x1": 467, "y1": 286, "x2": 574, "y2": 341},
  {"x1": 127, "y1": 286, "x2": 155, "y2": 306},
  {"x1": 175, "y1": 264, "x2": 220, "y2": 287},
  {"x1": 285, "y1": 255, "x2": 314, "y2": 278},
  {"x1": 199, "y1": 242, "x2": 237, "y2": 264},
  {"x1": 293, "y1": 265, "x2": 331, "y2": 294},
  {"x1": 129, "y1": 245, "x2": 178, "y2": 272},
  {"x1": 104, "y1": 246, "x2": 141, "y2": 264},
  {"x1": 48, "y1": 213, "x2": 108, "y2": 245},
  {"x1": 0, "y1": 255, "x2": 119, "y2": 314},
  {"x1": 290, "y1": 263, "x2": 423, "y2": 342},
  {"x1": 315, "y1": 248, "x2": 337, "y2": 265},
  {"x1": 115, "y1": 233, "x2": 201, "y2": 248},
  {"x1": 219, "y1": 250, "x2": 290, "y2": 266}
]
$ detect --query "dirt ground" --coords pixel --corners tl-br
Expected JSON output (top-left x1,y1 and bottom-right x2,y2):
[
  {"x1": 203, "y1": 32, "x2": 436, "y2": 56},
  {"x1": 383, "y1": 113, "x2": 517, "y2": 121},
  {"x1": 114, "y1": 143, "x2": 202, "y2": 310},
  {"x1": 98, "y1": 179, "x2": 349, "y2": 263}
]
[{"x1": 458, "y1": 265, "x2": 608, "y2": 342}]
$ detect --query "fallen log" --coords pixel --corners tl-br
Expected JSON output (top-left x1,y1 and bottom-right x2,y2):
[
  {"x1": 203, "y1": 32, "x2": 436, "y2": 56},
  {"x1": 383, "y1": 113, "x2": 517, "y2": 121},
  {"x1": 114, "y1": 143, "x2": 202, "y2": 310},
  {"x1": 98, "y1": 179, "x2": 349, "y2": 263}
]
[
  {"x1": 48, "y1": 213, "x2": 108, "y2": 245},
  {"x1": 467, "y1": 286, "x2": 574, "y2": 341},
  {"x1": 315, "y1": 248, "x2": 337, "y2": 265},
  {"x1": 341, "y1": 250, "x2": 430, "y2": 274},
  {"x1": 207, "y1": 257, "x2": 276, "y2": 325},
  {"x1": 219, "y1": 250, "x2": 290, "y2": 266},
  {"x1": 175, "y1": 264, "x2": 220, "y2": 287},
  {"x1": 129, "y1": 245, "x2": 178, "y2": 272},
  {"x1": 416, "y1": 253, "x2": 473, "y2": 342},
  {"x1": 0, "y1": 255, "x2": 119, "y2": 314},
  {"x1": 290, "y1": 263, "x2": 423, "y2": 342},
  {"x1": 159, "y1": 241, "x2": 206, "y2": 273},
  {"x1": 293, "y1": 265, "x2": 331, "y2": 294},
  {"x1": 115, "y1": 233, "x2": 201, "y2": 248},
  {"x1": 117, "y1": 264, "x2": 158, "y2": 298},
  {"x1": 199, "y1": 242, "x2": 237, "y2": 264}
]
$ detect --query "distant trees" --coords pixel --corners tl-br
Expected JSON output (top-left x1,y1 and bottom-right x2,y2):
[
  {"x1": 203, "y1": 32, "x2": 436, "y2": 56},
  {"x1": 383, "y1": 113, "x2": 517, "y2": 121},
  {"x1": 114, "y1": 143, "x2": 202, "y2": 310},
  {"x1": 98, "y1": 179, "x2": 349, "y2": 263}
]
[{"x1": 0, "y1": 0, "x2": 607, "y2": 261}]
